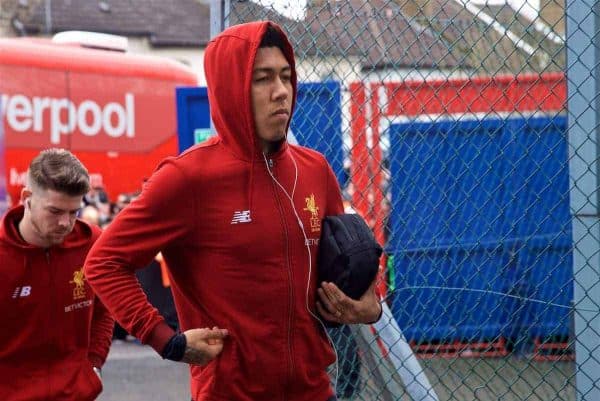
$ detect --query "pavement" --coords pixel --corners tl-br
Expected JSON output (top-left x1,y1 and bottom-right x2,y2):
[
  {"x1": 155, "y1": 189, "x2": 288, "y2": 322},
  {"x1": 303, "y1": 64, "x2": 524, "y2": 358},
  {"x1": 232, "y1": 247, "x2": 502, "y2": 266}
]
[
  {"x1": 97, "y1": 339, "x2": 577, "y2": 401},
  {"x1": 97, "y1": 341, "x2": 190, "y2": 401}
]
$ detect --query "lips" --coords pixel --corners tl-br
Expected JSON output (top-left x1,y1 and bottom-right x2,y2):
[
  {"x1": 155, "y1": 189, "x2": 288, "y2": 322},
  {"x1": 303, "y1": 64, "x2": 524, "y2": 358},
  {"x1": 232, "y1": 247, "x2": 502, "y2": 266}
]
[{"x1": 272, "y1": 108, "x2": 289, "y2": 117}]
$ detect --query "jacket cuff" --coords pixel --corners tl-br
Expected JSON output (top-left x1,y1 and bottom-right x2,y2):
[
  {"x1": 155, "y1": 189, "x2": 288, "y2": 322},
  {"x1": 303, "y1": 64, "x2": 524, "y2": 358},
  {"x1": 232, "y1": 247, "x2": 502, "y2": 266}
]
[
  {"x1": 366, "y1": 302, "x2": 383, "y2": 325},
  {"x1": 161, "y1": 333, "x2": 187, "y2": 361},
  {"x1": 88, "y1": 353, "x2": 105, "y2": 368},
  {"x1": 145, "y1": 321, "x2": 177, "y2": 354}
]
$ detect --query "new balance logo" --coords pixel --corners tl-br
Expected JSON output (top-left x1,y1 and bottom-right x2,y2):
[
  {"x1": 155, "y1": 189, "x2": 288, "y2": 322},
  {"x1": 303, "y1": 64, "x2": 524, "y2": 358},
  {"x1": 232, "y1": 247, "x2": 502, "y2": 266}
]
[
  {"x1": 12, "y1": 286, "x2": 32, "y2": 298},
  {"x1": 231, "y1": 210, "x2": 252, "y2": 224}
]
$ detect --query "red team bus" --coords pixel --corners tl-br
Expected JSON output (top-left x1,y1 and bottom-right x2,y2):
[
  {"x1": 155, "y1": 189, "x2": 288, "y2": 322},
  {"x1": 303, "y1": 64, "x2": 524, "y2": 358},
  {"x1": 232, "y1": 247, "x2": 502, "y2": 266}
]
[{"x1": 0, "y1": 32, "x2": 197, "y2": 203}]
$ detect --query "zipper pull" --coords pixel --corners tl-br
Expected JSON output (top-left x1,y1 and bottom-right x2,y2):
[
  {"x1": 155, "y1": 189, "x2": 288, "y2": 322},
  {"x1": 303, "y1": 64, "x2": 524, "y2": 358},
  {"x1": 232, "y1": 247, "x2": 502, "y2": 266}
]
[{"x1": 268, "y1": 159, "x2": 274, "y2": 168}]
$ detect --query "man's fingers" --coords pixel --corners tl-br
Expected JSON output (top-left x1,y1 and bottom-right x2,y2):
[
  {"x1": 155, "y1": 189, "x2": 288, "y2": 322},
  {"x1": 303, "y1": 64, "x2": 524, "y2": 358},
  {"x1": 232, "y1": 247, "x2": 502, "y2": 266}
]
[
  {"x1": 323, "y1": 282, "x2": 354, "y2": 311},
  {"x1": 317, "y1": 287, "x2": 338, "y2": 314},
  {"x1": 323, "y1": 282, "x2": 350, "y2": 305},
  {"x1": 184, "y1": 327, "x2": 229, "y2": 348},
  {"x1": 182, "y1": 327, "x2": 229, "y2": 366},
  {"x1": 195, "y1": 327, "x2": 229, "y2": 338},
  {"x1": 322, "y1": 282, "x2": 341, "y2": 303},
  {"x1": 316, "y1": 301, "x2": 341, "y2": 323},
  {"x1": 319, "y1": 282, "x2": 358, "y2": 322},
  {"x1": 204, "y1": 328, "x2": 229, "y2": 339}
]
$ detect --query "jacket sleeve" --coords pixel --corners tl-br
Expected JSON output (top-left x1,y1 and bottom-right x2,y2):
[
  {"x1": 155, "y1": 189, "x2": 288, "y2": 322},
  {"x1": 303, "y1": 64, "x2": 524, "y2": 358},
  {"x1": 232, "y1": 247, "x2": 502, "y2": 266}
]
[
  {"x1": 324, "y1": 160, "x2": 344, "y2": 216},
  {"x1": 84, "y1": 160, "x2": 193, "y2": 354},
  {"x1": 87, "y1": 295, "x2": 114, "y2": 368}
]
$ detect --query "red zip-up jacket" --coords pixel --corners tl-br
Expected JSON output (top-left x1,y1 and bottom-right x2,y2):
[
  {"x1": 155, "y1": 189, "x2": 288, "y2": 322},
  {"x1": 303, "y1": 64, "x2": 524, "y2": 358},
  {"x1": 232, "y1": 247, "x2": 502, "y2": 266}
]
[
  {"x1": 0, "y1": 205, "x2": 113, "y2": 401},
  {"x1": 84, "y1": 21, "x2": 344, "y2": 400}
]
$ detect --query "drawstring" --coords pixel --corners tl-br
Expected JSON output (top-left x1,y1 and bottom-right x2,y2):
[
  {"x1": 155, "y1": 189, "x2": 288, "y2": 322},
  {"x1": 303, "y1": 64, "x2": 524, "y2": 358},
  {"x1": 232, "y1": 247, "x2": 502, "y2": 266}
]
[
  {"x1": 248, "y1": 156, "x2": 255, "y2": 216},
  {"x1": 248, "y1": 137, "x2": 255, "y2": 218}
]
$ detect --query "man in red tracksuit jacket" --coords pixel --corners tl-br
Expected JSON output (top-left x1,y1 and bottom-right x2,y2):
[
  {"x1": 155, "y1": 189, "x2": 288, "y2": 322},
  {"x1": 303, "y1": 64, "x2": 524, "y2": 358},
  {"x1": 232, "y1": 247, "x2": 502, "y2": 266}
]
[
  {"x1": 84, "y1": 21, "x2": 381, "y2": 401},
  {"x1": 0, "y1": 149, "x2": 114, "y2": 401}
]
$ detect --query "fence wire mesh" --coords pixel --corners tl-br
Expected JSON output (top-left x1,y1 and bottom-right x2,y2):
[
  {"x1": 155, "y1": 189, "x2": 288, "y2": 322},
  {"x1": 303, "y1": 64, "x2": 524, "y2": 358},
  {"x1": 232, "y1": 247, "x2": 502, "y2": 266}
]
[{"x1": 223, "y1": 1, "x2": 593, "y2": 400}]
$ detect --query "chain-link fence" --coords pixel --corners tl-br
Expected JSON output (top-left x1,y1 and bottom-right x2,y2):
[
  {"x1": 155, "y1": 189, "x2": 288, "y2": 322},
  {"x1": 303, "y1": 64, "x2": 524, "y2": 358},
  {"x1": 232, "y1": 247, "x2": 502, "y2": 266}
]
[{"x1": 219, "y1": 1, "x2": 597, "y2": 400}]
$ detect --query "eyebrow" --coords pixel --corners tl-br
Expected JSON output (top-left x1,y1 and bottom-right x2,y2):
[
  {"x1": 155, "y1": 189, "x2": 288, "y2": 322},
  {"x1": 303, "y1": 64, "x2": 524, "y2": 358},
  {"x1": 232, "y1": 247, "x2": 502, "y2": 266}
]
[
  {"x1": 253, "y1": 66, "x2": 291, "y2": 74},
  {"x1": 48, "y1": 206, "x2": 81, "y2": 213}
]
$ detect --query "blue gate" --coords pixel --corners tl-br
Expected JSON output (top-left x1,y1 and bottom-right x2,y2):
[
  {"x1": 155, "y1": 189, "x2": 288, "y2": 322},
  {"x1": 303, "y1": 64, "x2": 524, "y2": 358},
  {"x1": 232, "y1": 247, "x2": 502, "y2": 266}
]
[
  {"x1": 389, "y1": 115, "x2": 573, "y2": 344},
  {"x1": 175, "y1": 82, "x2": 344, "y2": 183}
]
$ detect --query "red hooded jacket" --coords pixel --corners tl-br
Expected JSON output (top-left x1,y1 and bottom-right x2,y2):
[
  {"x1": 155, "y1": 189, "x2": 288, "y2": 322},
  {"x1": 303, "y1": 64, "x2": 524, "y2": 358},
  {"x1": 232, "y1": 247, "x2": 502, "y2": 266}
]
[
  {"x1": 84, "y1": 21, "x2": 344, "y2": 401},
  {"x1": 0, "y1": 205, "x2": 113, "y2": 401}
]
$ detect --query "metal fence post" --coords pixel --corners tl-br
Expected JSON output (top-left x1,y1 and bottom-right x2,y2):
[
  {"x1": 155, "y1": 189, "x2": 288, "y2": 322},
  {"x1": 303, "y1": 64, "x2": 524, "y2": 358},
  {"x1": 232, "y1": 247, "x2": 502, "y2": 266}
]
[
  {"x1": 210, "y1": 0, "x2": 230, "y2": 39},
  {"x1": 352, "y1": 324, "x2": 401, "y2": 401},
  {"x1": 566, "y1": 1, "x2": 600, "y2": 400}
]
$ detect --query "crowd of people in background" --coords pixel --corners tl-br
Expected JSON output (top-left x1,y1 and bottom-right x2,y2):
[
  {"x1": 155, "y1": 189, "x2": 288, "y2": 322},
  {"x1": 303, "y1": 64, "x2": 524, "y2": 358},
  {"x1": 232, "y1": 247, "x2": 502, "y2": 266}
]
[
  {"x1": 80, "y1": 186, "x2": 137, "y2": 342},
  {"x1": 78, "y1": 184, "x2": 179, "y2": 342},
  {"x1": 81, "y1": 186, "x2": 136, "y2": 229}
]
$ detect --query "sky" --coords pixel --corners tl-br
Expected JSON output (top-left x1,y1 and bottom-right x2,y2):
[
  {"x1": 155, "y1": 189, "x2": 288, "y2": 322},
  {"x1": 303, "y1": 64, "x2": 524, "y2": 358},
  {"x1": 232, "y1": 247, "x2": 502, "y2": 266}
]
[{"x1": 255, "y1": 0, "x2": 540, "y2": 21}]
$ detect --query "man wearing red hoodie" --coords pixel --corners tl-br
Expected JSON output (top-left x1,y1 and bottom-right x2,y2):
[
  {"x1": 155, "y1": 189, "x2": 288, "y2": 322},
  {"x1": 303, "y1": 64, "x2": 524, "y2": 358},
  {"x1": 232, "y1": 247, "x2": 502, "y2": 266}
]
[
  {"x1": 0, "y1": 148, "x2": 114, "y2": 400},
  {"x1": 84, "y1": 21, "x2": 381, "y2": 401}
]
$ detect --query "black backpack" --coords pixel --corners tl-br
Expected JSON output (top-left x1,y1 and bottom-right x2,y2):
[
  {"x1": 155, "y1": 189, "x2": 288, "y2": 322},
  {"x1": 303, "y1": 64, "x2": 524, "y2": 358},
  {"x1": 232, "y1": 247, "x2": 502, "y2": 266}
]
[{"x1": 317, "y1": 214, "x2": 382, "y2": 326}]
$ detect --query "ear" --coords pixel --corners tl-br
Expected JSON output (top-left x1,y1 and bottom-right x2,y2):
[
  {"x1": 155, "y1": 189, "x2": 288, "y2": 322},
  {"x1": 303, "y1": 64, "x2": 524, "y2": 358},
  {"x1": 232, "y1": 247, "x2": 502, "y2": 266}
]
[{"x1": 20, "y1": 187, "x2": 33, "y2": 208}]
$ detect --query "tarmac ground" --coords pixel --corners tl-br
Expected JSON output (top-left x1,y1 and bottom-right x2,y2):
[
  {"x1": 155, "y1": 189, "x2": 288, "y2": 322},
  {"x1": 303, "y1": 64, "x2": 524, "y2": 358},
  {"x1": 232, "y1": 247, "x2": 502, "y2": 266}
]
[
  {"x1": 98, "y1": 341, "x2": 190, "y2": 401},
  {"x1": 98, "y1": 340, "x2": 576, "y2": 401}
]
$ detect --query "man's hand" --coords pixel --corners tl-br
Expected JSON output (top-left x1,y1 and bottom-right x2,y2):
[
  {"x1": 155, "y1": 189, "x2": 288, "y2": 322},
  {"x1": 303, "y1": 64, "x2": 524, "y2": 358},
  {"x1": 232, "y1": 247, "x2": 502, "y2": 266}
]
[
  {"x1": 181, "y1": 327, "x2": 229, "y2": 366},
  {"x1": 316, "y1": 280, "x2": 382, "y2": 325}
]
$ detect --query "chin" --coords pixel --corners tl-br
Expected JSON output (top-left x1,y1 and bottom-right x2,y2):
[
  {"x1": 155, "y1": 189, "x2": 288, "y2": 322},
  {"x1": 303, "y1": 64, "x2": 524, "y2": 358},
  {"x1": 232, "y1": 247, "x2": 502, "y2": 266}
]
[
  {"x1": 272, "y1": 137, "x2": 287, "y2": 146},
  {"x1": 262, "y1": 133, "x2": 285, "y2": 143},
  {"x1": 49, "y1": 233, "x2": 67, "y2": 243},
  {"x1": 48, "y1": 238, "x2": 63, "y2": 246}
]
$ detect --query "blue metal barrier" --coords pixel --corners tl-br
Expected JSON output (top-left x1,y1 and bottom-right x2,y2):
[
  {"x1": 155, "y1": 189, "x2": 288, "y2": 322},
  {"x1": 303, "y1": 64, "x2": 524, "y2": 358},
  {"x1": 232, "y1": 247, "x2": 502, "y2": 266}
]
[
  {"x1": 505, "y1": 116, "x2": 572, "y2": 339},
  {"x1": 389, "y1": 115, "x2": 573, "y2": 344},
  {"x1": 175, "y1": 82, "x2": 343, "y2": 183},
  {"x1": 175, "y1": 86, "x2": 211, "y2": 154}
]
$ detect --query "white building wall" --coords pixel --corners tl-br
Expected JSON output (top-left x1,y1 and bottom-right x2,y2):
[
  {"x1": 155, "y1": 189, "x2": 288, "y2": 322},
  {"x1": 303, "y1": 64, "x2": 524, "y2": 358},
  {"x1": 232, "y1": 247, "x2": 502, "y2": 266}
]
[
  {"x1": 126, "y1": 37, "x2": 205, "y2": 85},
  {"x1": 295, "y1": 55, "x2": 471, "y2": 159}
]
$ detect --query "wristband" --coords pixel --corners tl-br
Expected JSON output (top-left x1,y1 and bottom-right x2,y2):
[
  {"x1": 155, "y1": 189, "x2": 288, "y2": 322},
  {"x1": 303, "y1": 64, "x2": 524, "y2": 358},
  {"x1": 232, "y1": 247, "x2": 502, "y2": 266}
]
[
  {"x1": 161, "y1": 333, "x2": 187, "y2": 361},
  {"x1": 366, "y1": 303, "x2": 383, "y2": 325}
]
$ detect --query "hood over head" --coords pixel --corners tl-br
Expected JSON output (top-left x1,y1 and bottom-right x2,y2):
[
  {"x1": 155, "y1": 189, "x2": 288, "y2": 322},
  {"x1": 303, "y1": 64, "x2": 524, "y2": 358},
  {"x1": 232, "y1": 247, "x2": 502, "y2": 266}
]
[{"x1": 204, "y1": 21, "x2": 297, "y2": 161}]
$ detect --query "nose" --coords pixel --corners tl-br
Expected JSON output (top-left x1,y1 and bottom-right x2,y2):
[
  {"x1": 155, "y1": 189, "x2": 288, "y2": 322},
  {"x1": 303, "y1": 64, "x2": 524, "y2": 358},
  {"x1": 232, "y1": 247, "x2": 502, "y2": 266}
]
[
  {"x1": 58, "y1": 213, "x2": 72, "y2": 228},
  {"x1": 272, "y1": 77, "x2": 289, "y2": 101}
]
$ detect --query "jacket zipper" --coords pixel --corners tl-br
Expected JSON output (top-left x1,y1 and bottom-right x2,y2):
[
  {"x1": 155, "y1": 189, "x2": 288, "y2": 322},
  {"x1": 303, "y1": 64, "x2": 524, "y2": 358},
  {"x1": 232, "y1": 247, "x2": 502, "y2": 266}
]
[
  {"x1": 45, "y1": 249, "x2": 53, "y2": 397},
  {"x1": 269, "y1": 158, "x2": 295, "y2": 400}
]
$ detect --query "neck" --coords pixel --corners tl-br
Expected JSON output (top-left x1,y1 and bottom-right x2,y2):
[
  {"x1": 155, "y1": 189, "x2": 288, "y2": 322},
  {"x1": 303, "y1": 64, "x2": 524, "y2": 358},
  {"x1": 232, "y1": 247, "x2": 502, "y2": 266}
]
[
  {"x1": 260, "y1": 138, "x2": 285, "y2": 155},
  {"x1": 18, "y1": 215, "x2": 48, "y2": 248}
]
